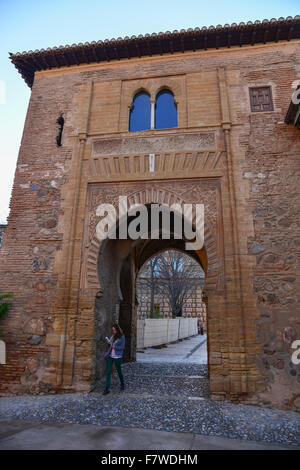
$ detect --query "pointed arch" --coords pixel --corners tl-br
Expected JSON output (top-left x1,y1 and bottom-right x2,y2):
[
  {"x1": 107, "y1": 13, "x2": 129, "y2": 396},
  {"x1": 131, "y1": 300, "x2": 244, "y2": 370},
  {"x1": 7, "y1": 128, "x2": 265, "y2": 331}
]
[{"x1": 85, "y1": 188, "x2": 218, "y2": 294}]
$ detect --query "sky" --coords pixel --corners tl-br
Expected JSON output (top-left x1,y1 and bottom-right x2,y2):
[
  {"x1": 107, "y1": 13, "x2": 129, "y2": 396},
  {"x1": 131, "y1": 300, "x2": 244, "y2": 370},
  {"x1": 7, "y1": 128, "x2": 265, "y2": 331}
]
[{"x1": 0, "y1": 0, "x2": 299, "y2": 224}]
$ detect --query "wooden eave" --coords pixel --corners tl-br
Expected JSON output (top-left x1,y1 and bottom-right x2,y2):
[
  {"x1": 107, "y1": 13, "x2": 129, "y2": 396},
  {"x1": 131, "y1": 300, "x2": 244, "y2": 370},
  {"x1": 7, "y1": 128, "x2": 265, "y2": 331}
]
[{"x1": 9, "y1": 16, "x2": 300, "y2": 88}]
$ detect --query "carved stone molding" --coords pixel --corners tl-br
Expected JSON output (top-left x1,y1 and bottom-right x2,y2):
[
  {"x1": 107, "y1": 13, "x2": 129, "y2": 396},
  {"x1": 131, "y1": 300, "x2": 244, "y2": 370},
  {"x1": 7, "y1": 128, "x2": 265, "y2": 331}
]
[
  {"x1": 80, "y1": 179, "x2": 224, "y2": 296},
  {"x1": 87, "y1": 150, "x2": 226, "y2": 181},
  {"x1": 92, "y1": 132, "x2": 216, "y2": 156}
]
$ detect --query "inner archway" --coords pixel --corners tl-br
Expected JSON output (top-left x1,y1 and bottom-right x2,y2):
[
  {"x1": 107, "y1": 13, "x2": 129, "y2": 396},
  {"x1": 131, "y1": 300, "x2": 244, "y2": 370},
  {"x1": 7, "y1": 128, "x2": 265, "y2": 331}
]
[
  {"x1": 135, "y1": 248, "x2": 207, "y2": 364},
  {"x1": 94, "y1": 202, "x2": 209, "y2": 387}
]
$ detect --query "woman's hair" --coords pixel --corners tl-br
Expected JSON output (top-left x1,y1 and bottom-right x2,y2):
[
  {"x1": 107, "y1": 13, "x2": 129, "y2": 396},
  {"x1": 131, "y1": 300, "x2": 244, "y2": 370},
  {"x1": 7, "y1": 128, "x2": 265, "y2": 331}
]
[{"x1": 112, "y1": 323, "x2": 123, "y2": 340}]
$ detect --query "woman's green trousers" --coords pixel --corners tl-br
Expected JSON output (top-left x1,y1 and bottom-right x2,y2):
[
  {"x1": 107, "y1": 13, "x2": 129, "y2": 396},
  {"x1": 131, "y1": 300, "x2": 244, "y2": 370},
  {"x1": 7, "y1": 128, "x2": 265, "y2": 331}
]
[{"x1": 105, "y1": 357, "x2": 124, "y2": 389}]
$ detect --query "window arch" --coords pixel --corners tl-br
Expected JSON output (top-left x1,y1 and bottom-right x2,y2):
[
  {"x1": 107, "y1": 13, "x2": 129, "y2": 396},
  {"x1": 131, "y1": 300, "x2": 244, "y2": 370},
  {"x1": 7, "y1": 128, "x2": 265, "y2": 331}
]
[
  {"x1": 129, "y1": 91, "x2": 151, "y2": 132},
  {"x1": 155, "y1": 89, "x2": 178, "y2": 129}
]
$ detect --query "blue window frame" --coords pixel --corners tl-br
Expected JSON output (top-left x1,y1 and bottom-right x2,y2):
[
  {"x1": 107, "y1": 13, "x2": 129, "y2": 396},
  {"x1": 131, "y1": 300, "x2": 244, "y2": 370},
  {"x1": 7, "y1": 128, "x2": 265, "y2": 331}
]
[
  {"x1": 155, "y1": 90, "x2": 178, "y2": 129},
  {"x1": 129, "y1": 92, "x2": 151, "y2": 132}
]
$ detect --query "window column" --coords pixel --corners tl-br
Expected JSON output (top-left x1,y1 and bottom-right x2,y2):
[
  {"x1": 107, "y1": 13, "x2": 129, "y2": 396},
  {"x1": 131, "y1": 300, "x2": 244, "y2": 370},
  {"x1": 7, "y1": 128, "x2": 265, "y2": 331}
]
[{"x1": 151, "y1": 100, "x2": 155, "y2": 129}]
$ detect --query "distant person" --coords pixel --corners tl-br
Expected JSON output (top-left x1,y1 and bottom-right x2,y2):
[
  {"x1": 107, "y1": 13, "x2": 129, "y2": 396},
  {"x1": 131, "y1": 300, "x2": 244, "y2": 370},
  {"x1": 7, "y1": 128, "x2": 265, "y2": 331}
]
[
  {"x1": 103, "y1": 323, "x2": 125, "y2": 395},
  {"x1": 200, "y1": 321, "x2": 204, "y2": 335}
]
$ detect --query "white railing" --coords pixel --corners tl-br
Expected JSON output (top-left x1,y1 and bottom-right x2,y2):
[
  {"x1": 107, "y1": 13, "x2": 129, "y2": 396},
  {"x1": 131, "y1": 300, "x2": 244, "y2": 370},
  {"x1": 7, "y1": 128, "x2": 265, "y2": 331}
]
[{"x1": 137, "y1": 317, "x2": 198, "y2": 349}]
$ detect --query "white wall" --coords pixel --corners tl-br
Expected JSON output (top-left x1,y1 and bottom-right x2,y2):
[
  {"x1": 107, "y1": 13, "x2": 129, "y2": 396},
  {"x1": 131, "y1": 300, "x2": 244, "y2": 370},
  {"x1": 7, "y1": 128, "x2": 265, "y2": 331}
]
[
  {"x1": 137, "y1": 317, "x2": 198, "y2": 348},
  {"x1": 167, "y1": 318, "x2": 180, "y2": 343}
]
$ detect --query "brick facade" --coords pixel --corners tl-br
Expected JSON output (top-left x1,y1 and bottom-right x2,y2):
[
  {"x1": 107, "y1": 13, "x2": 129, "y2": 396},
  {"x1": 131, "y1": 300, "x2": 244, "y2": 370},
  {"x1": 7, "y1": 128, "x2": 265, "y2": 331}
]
[
  {"x1": 137, "y1": 283, "x2": 207, "y2": 322},
  {"x1": 136, "y1": 252, "x2": 207, "y2": 321},
  {"x1": 0, "y1": 32, "x2": 299, "y2": 409}
]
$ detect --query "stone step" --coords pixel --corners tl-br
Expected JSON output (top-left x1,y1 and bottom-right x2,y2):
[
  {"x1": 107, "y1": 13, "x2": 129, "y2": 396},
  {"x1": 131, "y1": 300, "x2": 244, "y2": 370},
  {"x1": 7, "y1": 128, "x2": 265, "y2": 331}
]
[{"x1": 121, "y1": 361, "x2": 208, "y2": 377}]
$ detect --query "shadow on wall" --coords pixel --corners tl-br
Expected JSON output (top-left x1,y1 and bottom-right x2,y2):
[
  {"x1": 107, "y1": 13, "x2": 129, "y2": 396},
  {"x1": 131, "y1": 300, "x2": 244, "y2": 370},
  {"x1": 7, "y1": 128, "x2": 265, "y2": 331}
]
[{"x1": 94, "y1": 238, "x2": 133, "y2": 381}]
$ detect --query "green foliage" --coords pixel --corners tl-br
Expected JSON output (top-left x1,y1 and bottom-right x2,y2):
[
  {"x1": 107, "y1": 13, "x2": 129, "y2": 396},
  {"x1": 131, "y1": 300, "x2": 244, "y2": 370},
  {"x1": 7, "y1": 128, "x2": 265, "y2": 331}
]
[
  {"x1": 147, "y1": 304, "x2": 162, "y2": 318},
  {"x1": 153, "y1": 304, "x2": 162, "y2": 318},
  {"x1": 153, "y1": 310, "x2": 162, "y2": 319},
  {"x1": 0, "y1": 293, "x2": 13, "y2": 331}
]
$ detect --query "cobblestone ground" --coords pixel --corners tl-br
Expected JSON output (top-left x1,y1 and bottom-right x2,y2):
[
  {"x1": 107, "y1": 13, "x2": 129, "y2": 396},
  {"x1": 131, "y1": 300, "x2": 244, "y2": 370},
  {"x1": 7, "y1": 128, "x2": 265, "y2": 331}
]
[{"x1": 0, "y1": 336, "x2": 299, "y2": 447}]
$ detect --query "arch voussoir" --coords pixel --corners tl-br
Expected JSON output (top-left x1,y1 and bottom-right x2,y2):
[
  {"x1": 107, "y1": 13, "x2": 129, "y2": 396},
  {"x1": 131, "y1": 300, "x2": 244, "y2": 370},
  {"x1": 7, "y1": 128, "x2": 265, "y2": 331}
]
[{"x1": 85, "y1": 187, "x2": 220, "y2": 294}]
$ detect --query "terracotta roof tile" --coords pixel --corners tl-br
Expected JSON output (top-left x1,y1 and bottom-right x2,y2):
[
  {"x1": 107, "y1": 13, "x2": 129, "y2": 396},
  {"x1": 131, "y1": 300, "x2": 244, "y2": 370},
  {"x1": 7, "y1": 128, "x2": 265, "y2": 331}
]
[{"x1": 9, "y1": 16, "x2": 300, "y2": 88}]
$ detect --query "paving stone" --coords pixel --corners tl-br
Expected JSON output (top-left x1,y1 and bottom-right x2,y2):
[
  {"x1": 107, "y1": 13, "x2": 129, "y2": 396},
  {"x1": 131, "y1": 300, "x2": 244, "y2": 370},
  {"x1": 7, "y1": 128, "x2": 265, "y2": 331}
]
[{"x1": 0, "y1": 359, "x2": 299, "y2": 447}]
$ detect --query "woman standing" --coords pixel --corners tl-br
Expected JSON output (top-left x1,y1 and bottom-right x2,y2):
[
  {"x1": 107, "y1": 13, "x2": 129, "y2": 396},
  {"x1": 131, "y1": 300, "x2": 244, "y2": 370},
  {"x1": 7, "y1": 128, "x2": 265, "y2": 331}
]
[{"x1": 103, "y1": 323, "x2": 125, "y2": 395}]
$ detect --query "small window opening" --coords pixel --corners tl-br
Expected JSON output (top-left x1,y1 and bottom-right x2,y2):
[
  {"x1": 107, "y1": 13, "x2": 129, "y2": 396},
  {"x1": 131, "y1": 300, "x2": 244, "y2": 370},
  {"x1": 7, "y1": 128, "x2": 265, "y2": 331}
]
[
  {"x1": 249, "y1": 87, "x2": 274, "y2": 112},
  {"x1": 56, "y1": 115, "x2": 64, "y2": 147}
]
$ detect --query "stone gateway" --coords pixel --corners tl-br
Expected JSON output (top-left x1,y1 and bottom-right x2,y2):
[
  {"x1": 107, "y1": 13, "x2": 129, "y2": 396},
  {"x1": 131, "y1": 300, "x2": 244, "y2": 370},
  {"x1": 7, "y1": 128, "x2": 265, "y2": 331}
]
[{"x1": 0, "y1": 16, "x2": 300, "y2": 411}]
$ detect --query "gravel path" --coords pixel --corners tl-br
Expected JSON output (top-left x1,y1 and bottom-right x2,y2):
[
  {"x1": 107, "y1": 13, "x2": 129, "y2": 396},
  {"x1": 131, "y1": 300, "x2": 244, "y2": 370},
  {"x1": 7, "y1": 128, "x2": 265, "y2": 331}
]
[{"x1": 0, "y1": 361, "x2": 299, "y2": 447}]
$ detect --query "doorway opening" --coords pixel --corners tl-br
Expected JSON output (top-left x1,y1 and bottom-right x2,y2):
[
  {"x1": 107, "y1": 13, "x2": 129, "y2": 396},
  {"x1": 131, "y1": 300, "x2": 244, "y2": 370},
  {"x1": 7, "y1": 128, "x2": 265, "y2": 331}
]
[{"x1": 94, "y1": 203, "x2": 209, "y2": 398}]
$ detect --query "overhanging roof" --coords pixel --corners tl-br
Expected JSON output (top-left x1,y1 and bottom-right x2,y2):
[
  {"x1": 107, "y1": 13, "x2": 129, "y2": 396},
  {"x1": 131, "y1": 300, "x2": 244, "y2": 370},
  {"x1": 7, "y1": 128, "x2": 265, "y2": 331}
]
[{"x1": 9, "y1": 16, "x2": 300, "y2": 88}]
